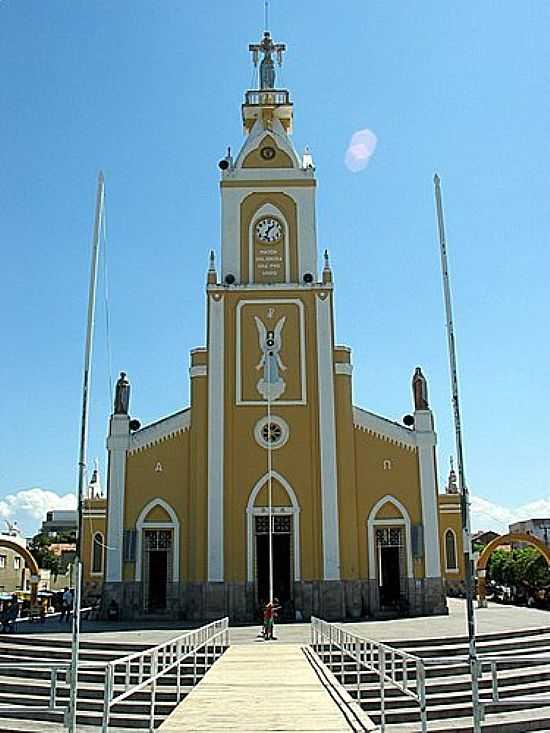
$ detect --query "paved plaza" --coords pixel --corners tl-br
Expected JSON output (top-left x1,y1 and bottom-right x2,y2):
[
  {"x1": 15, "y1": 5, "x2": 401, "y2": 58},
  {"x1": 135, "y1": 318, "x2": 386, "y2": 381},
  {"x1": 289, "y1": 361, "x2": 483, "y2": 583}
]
[{"x1": 12, "y1": 598, "x2": 550, "y2": 647}]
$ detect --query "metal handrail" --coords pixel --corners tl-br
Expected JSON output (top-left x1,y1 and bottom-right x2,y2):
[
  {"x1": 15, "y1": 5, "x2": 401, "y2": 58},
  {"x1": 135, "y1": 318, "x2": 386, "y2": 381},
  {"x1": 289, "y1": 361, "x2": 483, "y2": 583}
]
[
  {"x1": 312, "y1": 623, "x2": 550, "y2": 730},
  {"x1": 0, "y1": 618, "x2": 229, "y2": 731},
  {"x1": 101, "y1": 617, "x2": 229, "y2": 733},
  {"x1": 311, "y1": 617, "x2": 428, "y2": 733}
]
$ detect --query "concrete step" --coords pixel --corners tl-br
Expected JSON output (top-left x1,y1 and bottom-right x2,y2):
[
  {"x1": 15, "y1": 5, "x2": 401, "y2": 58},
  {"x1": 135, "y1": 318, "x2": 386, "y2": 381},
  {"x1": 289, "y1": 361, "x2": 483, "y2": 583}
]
[
  {"x1": 0, "y1": 689, "x2": 177, "y2": 716},
  {"x1": 0, "y1": 707, "x2": 167, "y2": 729},
  {"x1": 383, "y1": 625, "x2": 550, "y2": 650},
  {"x1": 386, "y1": 707, "x2": 550, "y2": 732},
  {"x1": 3, "y1": 634, "x2": 150, "y2": 654}
]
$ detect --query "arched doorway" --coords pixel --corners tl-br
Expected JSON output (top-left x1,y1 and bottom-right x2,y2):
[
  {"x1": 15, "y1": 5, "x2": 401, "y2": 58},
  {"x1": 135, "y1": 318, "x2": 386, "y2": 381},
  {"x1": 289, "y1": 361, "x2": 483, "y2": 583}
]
[
  {"x1": 246, "y1": 471, "x2": 300, "y2": 614},
  {"x1": 477, "y1": 532, "x2": 550, "y2": 607},
  {"x1": 0, "y1": 539, "x2": 41, "y2": 602},
  {"x1": 134, "y1": 498, "x2": 180, "y2": 613}
]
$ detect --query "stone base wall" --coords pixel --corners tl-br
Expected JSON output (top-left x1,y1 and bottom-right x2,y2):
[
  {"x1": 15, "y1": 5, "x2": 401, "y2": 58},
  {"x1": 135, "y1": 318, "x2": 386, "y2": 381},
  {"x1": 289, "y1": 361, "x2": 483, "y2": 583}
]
[
  {"x1": 102, "y1": 577, "x2": 448, "y2": 622},
  {"x1": 445, "y1": 577, "x2": 467, "y2": 598}
]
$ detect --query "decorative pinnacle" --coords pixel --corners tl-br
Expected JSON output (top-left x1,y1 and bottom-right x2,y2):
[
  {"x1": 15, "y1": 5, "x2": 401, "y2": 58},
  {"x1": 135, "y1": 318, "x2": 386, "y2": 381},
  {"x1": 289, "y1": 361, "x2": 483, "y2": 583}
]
[
  {"x1": 323, "y1": 249, "x2": 330, "y2": 269},
  {"x1": 209, "y1": 250, "x2": 216, "y2": 271}
]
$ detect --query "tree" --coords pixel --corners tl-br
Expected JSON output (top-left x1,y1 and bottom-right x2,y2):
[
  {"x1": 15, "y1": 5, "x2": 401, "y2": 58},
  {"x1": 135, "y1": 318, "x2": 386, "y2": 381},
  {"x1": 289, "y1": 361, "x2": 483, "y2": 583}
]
[{"x1": 487, "y1": 546, "x2": 550, "y2": 597}]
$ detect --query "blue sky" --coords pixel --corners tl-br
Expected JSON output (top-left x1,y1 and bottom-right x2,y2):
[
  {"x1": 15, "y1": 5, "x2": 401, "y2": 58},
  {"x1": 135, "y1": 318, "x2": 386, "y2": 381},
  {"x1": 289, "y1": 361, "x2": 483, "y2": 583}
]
[{"x1": 1, "y1": 1, "x2": 549, "y2": 535}]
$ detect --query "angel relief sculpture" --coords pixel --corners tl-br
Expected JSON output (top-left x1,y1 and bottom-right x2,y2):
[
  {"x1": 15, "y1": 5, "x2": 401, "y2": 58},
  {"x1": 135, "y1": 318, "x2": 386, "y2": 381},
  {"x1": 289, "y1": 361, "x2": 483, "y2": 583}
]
[{"x1": 254, "y1": 314, "x2": 287, "y2": 400}]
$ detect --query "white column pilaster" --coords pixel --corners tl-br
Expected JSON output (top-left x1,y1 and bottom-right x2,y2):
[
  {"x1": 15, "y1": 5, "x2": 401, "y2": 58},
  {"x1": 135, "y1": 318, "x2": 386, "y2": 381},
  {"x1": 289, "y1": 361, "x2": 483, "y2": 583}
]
[
  {"x1": 316, "y1": 292, "x2": 341, "y2": 580},
  {"x1": 207, "y1": 294, "x2": 225, "y2": 581},
  {"x1": 105, "y1": 414, "x2": 130, "y2": 583},
  {"x1": 415, "y1": 409, "x2": 442, "y2": 578}
]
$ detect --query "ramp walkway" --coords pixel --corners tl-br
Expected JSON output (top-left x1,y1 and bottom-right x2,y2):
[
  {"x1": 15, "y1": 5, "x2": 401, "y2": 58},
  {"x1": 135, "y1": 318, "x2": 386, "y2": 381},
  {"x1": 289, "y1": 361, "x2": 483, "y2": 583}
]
[{"x1": 158, "y1": 643, "x2": 374, "y2": 732}]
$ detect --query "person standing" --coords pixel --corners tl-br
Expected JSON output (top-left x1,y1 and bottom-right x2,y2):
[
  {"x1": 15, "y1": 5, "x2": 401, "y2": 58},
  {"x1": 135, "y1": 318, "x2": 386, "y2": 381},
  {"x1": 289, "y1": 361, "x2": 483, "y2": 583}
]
[{"x1": 60, "y1": 587, "x2": 73, "y2": 623}]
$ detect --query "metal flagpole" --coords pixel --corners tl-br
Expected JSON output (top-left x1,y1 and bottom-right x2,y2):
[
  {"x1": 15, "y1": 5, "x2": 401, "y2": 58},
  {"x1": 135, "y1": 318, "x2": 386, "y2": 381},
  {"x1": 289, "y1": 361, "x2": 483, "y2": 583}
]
[
  {"x1": 434, "y1": 174, "x2": 481, "y2": 732},
  {"x1": 68, "y1": 171, "x2": 105, "y2": 733},
  {"x1": 267, "y1": 380, "x2": 274, "y2": 607}
]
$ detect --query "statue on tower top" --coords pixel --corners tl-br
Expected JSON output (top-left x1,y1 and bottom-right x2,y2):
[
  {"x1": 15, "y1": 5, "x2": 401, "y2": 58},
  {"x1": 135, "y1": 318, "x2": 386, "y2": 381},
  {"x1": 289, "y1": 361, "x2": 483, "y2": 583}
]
[
  {"x1": 249, "y1": 32, "x2": 286, "y2": 90},
  {"x1": 412, "y1": 367, "x2": 429, "y2": 410},
  {"x1": 114, "y1": 372, "x2": 130, "y2": 415}
]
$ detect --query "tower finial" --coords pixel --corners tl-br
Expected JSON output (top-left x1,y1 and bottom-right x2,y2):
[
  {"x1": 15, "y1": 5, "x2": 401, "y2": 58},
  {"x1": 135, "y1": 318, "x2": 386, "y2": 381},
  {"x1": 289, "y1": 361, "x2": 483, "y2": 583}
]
[
  {"x1": 322, "y1": 249, "x2": 333, "y2": 284},
  {"x1": 446, "y1": 456, "x2": 459, "y2": 494},
  {"x1": 207, "y1": 250, "x2": 217, "y2": 285}
]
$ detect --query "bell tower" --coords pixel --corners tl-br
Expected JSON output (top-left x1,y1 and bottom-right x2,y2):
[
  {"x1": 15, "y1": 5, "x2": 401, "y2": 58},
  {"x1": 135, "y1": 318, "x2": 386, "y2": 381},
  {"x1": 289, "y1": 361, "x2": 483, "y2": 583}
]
[
  {"x1": 204, "y1": 31, "x2": 344, "y2": 619},
  {"x1": 220, "y1": 32, "x2": 318, "y2": 287}
]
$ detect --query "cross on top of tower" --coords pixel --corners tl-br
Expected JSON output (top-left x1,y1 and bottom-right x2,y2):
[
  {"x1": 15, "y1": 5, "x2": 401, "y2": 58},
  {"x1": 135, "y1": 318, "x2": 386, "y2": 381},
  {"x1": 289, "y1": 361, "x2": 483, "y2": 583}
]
[{"x1": 249, "y1": 32, "x2": 286, "y2": 90}]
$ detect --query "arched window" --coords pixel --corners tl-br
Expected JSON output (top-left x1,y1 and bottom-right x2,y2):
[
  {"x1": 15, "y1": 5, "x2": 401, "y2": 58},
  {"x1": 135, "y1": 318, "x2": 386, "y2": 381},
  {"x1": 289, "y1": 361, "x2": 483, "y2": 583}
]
[
  {"x1": 92, "y1": 532, "x2": 104, "y2": 574},
  {"x1": 445, "y1": 529, "x2": 457, "y2": 571}
]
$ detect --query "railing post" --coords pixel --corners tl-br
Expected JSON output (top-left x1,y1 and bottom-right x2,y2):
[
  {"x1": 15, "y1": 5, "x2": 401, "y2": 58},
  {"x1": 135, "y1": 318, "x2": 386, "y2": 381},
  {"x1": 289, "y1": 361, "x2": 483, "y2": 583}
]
[
  {"x1": 416, "y1": 659, "x2": 427, "y2": 733},
  {"x1": 176, "y1": 641, "x2": 182, "y2": 702},
  {"x1": 102, "y1": 664, "x2": 113, "y2": 733},
  {"x1": 329, "y1": 625, "x2": 333, "y2": 670},
  {"x1": 48, "y1": 667, "x2": 58, "y2": 711},
  {"x1": 149, "y1": 650, "x2": 158, "y2": 733},
  {"x1": 380, "y1": 650, "x2": 386, "y2": 733},
  {"x1": 356, "y1": 640, "x2": 361, "y2": 702},
  {"x1": 491, "y1": 660, "x2": 499, "y2": 703},
  {"x1": 472, "y1": 657, "x2": 483, "y2": 732},
  {"x1": 193, "y1": 649, "x2": 197, "y2": 685}
]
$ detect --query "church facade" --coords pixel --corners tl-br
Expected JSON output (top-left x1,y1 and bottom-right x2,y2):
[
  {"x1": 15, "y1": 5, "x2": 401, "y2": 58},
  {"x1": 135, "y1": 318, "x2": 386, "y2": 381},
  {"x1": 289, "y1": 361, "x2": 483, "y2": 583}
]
[{"x1": 93, "y1": 33, "x2": 465, "y2": 621}]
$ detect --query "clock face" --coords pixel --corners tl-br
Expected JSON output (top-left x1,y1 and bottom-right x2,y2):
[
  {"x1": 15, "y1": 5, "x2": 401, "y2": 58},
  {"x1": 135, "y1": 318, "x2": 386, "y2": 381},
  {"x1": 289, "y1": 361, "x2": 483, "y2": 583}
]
[{"x1": 255, "y1": 217, "x2": 283, "y2": 243}]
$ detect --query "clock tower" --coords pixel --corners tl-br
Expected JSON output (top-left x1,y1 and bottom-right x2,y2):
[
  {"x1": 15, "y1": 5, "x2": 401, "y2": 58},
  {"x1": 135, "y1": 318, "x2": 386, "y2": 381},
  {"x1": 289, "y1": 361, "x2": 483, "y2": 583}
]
[{"x1": 204, "y1": 31, "x2": 345, "y2": 617}]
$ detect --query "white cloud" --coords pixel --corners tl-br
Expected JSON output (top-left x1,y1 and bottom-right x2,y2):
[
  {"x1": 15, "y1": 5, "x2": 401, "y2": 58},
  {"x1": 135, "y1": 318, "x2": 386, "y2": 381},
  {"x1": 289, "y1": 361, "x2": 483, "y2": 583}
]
[
  {"x1": 345, "y1": 128, "x2": 378, "y2": 172},
  {"x1": 470, "y1": 494, "x2": 550, "y2": 533},
  {"x1": 0, "y1": 488, "x2": 76, "y2": 537}
]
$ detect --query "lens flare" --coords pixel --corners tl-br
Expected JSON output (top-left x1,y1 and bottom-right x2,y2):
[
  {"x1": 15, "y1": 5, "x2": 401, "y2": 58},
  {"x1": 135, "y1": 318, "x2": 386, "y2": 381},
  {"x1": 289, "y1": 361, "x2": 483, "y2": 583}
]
[{"x1": 345, "y1": 128, "x2": 378, "y2": 172}]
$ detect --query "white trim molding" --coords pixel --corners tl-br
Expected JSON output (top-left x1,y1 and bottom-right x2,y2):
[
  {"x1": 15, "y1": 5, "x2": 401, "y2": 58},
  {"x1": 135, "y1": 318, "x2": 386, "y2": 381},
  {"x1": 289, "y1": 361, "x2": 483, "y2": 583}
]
[
  {"x1": 335, "y1": 362, "x2": 353, "y2": 376},
  {"x1": 190, "y1": 365, "x2": 207, "y2": 378},
  {"x1": 414, "y1": 409, "x2": 442, "y2": 579},
  {"x1": 246, "y1": 471, "x2": 301, "y2": 583},
  {"x1": 367, "y1": 495, "x2": 414, "y2": 580},
  {"x1": 135, "y1": 497, "x2": 180, "y2": 584},
  {"x1": 316, "y1": 292, "x2": 341, "y2": 580},
  {"x1": 207, "y1": 294, "x2": 225, "y2": 581},
  {"x1": 105, "y1": 414, "x2": 130, "y2": 583},
  {"x1": 353, "y1": 407, "x2": 416, "y2": 450},
  {"x1": 129, "y1": 409, "x2": 191, "y2": 453}
]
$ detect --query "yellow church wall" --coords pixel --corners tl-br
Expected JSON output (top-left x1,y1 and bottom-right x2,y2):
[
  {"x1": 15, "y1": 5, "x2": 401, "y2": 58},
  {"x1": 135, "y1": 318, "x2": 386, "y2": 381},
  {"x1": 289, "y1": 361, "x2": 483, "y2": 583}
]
[
  {"x1": 145, "y1": 505, "x2": 171, "y2": 522},
  {"x1": 220, "y1": 286, "x2": 325, "y2": 584},
  {"x1": 254, "y1": 481, "x2": 292, "y2": 506},
  {"x1": 354, "y1": 428, "x2": 424, "y2": 579},
  {"x1": 189, "y1": 361, "x2": 209, "y2": 582},
  {"x1": 334, "y1": 366, "x2": 360, "y2": 580},
  {"x1": 124, "y1": 429, "x2": 191, "y2": 581},
  {"x1": 240, "y1": 192, "x2": 299, "y2": 283},
  {"x1": 376, "y1": 502, "x2": 403, "y2": 519}
]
